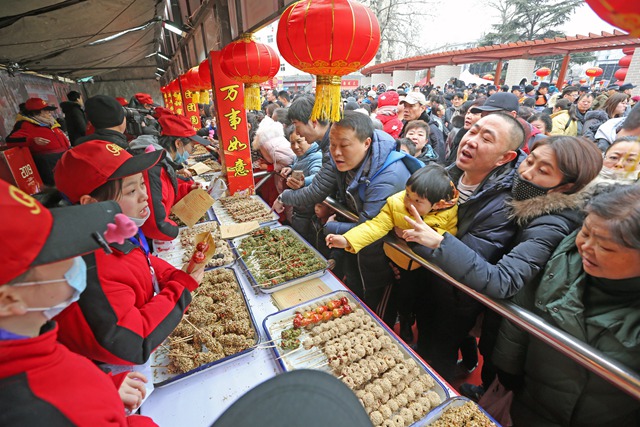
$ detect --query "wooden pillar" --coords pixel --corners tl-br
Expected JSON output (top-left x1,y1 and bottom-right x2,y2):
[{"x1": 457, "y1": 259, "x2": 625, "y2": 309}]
[
  {"x1": 494, "y1": 60, "x2": 503, "y2": 86},
  {"x1": 426, "y1": 68, "x2": 432, "y2": 85},
  {"x1": 556, "y1": 54, "x2": 571, "y2": 88}
]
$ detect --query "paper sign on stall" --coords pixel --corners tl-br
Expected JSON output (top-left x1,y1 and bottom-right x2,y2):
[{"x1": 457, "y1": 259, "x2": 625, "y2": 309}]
[
  {"x1": 219, "y1": 221, "x2": 260, "y2": 239},
  {"x1": 188, "y1": 162, "x2": 213, "y2": 176},
  {"x1": 171, "y1": 188, "x2": 215, "y2": 228},
  {"x1": 271, "y1": 279, "x2": 332, "y2": 310}
]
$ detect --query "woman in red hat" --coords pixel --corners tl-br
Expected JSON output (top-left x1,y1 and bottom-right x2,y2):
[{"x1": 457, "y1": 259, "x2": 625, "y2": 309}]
[
  {"x1": 52, "y1": 140, "x2": 203, "y2": 368},
  {"x1": 129, "y1": 114, "x2": 210, "y2": 241},
  {"x1": 6, "y1": 97, "x2": 71, "y2": 185}
]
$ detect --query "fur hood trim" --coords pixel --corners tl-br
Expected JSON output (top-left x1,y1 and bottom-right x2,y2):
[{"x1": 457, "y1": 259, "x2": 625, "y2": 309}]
[{"x1": 508, "y1": 190, "x2": 587, "y2": 226}]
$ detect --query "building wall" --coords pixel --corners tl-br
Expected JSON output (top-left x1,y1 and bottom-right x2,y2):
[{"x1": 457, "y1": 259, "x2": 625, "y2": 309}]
[
  {"x1": 392, "y1": 70, "x2": 416, "y2": 88},
  {"x1": 624, "y1": 48, "x2": 640, "y2": 97},
  {"x1": 505, "y1": 59, "x2": 536, "y2": 87},
  {"x1": 433, "y1": 65, "x2": 461, "y2": 87}
]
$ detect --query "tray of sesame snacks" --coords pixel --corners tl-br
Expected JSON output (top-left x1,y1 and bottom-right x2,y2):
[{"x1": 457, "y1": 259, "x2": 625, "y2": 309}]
[
  {"x1": 151, "y1": 267, "x2": 260, "y2": 387},
  {"x1": 153, "y1": 221, "x2": 236, "y2": 270},
  {"x1": 420, "y1": 397, "x2": 500, "y2": 426},
  {"x1": 212, "y1": 194, "x2": 279, "y2": 226},
  {"x1": 263, "y1": 290, "x2": 450, "y2": 427},
  {"x1": 232, "y1": 225, "x2": 328, "y2": 294}
]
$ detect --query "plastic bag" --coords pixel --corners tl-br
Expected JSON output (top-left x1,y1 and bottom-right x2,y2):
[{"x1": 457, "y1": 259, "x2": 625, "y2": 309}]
[
  {"x1": 207, "y1": 177, "x2": 228, "y2": 199},
  {"x1": 478, "y1": 378, "x2": 514, "y2": 427}
]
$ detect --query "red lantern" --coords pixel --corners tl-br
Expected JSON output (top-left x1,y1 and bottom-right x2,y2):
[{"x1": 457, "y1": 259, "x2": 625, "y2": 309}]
[
  {"x1": 619, "y1": 55, "x2": 633, "y2": 68},
  {"x1": 579, "y1": 78, "x2": 587, "y2": 84},
  {"x1": 622, "y1": 47, "x2": 636, "y2": 55},
  {"x1": 585, "y1": 0, "x2": 640, "y2": 37},
  {"x1": 585, "y1": 67, "x2": 604, "y2": 78},
  {"x1": 532, "y1": 81, "x2": 539, "y2": 86},
  {"x1": 482, "y1": 74, "x2": 494, "y2": 81},
  {"x1": 535, "y1": 67, "x2": 551, "y2": 78},
  {"x1": 614, "y1": 68, "x2": 628, "y2": 81},
  {"x1": 277, "y1": 0, "x2": 381, "y2": 122},
  {"x1": 198, "y1": 59, "x2": 212, "y2": 88},
  {"x1": 184, "y1": 67, "x2": 205, "y2": 90},
  {"x1": 219, "y1": 34, "x2": 280, "y2": 111}
]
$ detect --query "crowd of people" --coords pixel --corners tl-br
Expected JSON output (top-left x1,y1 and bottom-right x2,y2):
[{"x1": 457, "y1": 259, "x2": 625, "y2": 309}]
[{"x1": 1, "y1": 73, "x2": 639, "y2": 426}]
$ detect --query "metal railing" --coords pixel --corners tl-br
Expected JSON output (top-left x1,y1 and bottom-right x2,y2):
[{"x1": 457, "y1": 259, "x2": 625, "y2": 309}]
[
  {"x1": 322, "y1": 197, "x2": 640, "y2": 400},
  {"x1": 253, "y1": 170, "x2": 273, "y2": 192}
]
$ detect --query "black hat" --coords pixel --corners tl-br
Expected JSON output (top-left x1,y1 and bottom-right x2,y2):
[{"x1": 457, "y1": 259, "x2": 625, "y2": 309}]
[
  {"x1": 620, "y1": 83, "x2": 637, "y2": 91},
  {"x1": 211, "y1": 370, "x2": 372, "y2": 427},
  {"x1": 607, "y1": 84, "x2": 620, "y2": 91},
  {"x1": 580, "y1": 86, "x2": 590, "y2": 92},
  {"x1": 539, "y1": 82, "x2": 550, "y2": 89},
  {"x1": 511, "y1": 85, "x2": 522, "y2": 92},
  {"x1": 85, "y1": 95, "x2": 126, "y2": 129},
  {"x1": 470, "y1": 92, "x2": 520, "y2": 114},
  {"x1": 524, "y1": 84, "x2": 535, "y2": 93},
  {"x1": 487, "y1": 85, "x2": 497, "y2": 91}
]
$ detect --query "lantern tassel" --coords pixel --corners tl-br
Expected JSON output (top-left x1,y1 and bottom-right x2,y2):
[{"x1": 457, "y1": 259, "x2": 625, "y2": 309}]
[
  {"x1": 244, "y1": 83, "x2": 261, "y2": 111},
  {"x1": 312, "y1": 75, "x2": 342, "y2": 122}
]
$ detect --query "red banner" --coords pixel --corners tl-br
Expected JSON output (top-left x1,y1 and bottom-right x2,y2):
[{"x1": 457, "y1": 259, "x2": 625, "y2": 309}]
[
  {"x1": 209, "y1": 50, "x2": 254, "y2": 195},
  {"x1": 181, "y1": 88, "x2": 202, "y2": 131}
]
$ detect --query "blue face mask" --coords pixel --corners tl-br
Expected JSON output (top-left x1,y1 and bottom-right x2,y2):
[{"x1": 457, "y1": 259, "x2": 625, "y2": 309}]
[
  {"x1": 174, "y1": 147, "x2": 190, "y2": 164},
  {"x1": 13, "y1": 257, "x2": 87, "y2": 320}
]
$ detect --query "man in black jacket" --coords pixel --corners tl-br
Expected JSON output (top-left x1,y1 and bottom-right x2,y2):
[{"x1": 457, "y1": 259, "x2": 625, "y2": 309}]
[
  {"x1": 74, "y1": 95, "x2": 128, "y2": 149},
  {"x1": 60, "y1": 90, "x2": 87, "y2": 145}
]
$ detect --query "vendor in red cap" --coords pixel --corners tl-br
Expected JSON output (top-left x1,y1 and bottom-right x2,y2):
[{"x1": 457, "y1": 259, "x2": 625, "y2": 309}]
[
  {"x1": 6, "y1": 97, "x2": 70, "y2": 185},
  {"x1": 0, "y1": 179, "x2": 156, "y2": 426},
  {"x1": 53, "y1": 140, "x2": 203, "y2": 366},
  {"x1": 129, "y1": 114, "x2": 209, "y2": 241}
]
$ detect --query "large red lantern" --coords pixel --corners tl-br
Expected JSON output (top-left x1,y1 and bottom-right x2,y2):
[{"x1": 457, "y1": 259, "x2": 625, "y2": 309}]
[
  {"x1": 277, "y1": 0, "x2": 381, "y2": 122},
  {"x1": 614, "y1": 68, "x2": 628, "y2": 81},
  {"x1": 585, "y1": 67, "x2": 604, "y2": 78},
  {"x1": 585, "y1": 0, "x2": 640, "y2": 37},
  {"x1": 579, "y1": 78, "x2": 587, "y2": 84},
  {"x1": 219, "y1": 34, "x2": 280, "y2": 111},
  {"x1": 482, "y1": 74, "x2": 494, "y2": 81},
  {"x1": 619, "y1": 55, "x2": 633, "y2": 68},
  {"x1": 198, "y1": 59, "x2": 212, "y2": 88},
  {"x1": 535, "y1": 67, "x2": 551, "y2": 78}
]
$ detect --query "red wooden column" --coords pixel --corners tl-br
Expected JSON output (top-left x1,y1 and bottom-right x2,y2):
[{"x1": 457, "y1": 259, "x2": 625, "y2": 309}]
[
  {"x1": 494, "y1": 60, "x2": 503, "y2": 85},
  {"x1": 556, "y1": 54, "x2": 571, "y2": 88}
]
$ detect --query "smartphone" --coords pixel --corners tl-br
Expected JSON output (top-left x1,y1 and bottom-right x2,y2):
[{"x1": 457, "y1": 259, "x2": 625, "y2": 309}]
[{"x1": 292, "y1": 170, "x2": 304, "y2": 181}]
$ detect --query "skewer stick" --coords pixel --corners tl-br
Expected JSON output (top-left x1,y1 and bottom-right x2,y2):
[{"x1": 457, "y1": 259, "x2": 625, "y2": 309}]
[
  {"x1": 307, "y1": 360, "x2": 329, "y2": 369},
  {"x1": 275, "y1": 346, "x2": 304, "y2": 359},
  {"x1": 184, "y1": 317, "x2": 203, "y2": 333}
]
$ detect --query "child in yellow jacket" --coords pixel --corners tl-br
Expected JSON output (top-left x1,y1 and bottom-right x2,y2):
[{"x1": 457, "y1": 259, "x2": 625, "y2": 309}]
[{"x1": 326, "y1": 164, "x2": 458, "y2": 343}]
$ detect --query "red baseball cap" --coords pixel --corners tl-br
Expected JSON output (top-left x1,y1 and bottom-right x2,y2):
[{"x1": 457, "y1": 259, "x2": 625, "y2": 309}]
[
  {"x1": 115, "y1": 97, "x2": 129, "y2": 106},
  {"x1": 134, "y1": 93, "x2": 154, "y2": 105},
  {"x1": 1, "y1": 179, "x2": 122, "y2": 284},
  {"x1": 377, "y1": 91, "x2": 399, "y2": 108},
  {"x1": 25, "y1": 97, "x2": 57, "y2": 112},
  {"x1": 54, "y1": 140, "x2": 164, "y2": 203},
  {"x1": 159, "y1": 114, "x2": 210, "y2": 146}
]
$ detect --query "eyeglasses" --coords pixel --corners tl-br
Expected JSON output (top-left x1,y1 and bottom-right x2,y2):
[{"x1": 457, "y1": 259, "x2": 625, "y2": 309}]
[{"x1": 604, "y1": 154, "x2": 639, "y2": 166}]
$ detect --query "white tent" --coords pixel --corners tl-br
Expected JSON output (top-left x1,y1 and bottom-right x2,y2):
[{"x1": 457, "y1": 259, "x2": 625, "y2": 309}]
[{"x1": 460, "y1": 70, "x2": 493, "y2": 86}]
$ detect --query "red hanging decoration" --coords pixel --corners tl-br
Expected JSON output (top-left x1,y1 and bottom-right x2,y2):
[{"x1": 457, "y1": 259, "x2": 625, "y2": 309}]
[
  {"x1": 276, "y1": 0, "x2": 381, "y2": 122},
  {"x1": 535, "y1": 67, "x2": 551, "y2": 78},
  {"x1": 585, "y1": 0, "x2": 640, "y2": 37},
  {"x1": 219, "y1": 34, "x2": 280, "y2": 111},
  {"x1": 482, "y1": 74, "x2": 494, "y2": 81},
  {"x1": 614, "y1": 68, "x2": 628, "y2": 81},
  {"x1": 585, "y1": 67, "x2": 604, "y2": 78}
]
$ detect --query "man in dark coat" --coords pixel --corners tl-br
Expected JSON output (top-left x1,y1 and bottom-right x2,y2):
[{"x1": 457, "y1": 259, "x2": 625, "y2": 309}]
[
  {"x1": 60, "y1": 90, "x2": 87, "y2": 145},
  {"x1": 409, "y1": 113, "x2": 525, "y2": 382},
  {"x1": 75, "y1": 95, "x2": 128, "y2": 149}
]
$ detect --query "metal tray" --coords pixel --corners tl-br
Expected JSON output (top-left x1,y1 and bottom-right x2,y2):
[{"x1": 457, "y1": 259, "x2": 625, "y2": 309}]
[
  {"x1": 263, "y1": 290, "x2": 450, "y2": 426},
  {"x1": 151, "y1": 267, "x2": 260, "y2": 387},
  {"x1": 212, "y1": 194, "x2": 279, "y2": 226},
  {"x1": 153, "y1": 220, "x2": 236, "y2": 270},
  {"x1": 232, "y1": 225, "x2": 328, "y2": 294},
  {"x1": 419, "y1": 396, "x2": 501, "y2": 426}
]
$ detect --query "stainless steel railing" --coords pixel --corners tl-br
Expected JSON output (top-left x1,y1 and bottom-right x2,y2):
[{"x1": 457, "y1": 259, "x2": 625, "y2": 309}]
[{"x1": 322, "y1": 196, "x2": 640, "y2": 400}]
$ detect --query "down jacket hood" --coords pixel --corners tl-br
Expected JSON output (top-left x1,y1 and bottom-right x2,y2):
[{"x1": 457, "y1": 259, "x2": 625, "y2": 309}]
[{"x1": 509, "y1": 189, "x2": 588, "y2": 226}]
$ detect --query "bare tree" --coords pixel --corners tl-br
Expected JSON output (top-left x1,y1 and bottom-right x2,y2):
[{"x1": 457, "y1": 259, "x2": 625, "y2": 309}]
[{"x1": 361, "y1": 0, "x2": 437, "y2": 63}]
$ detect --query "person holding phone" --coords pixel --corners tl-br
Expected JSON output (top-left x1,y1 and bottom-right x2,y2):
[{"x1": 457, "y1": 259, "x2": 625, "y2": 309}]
[{"x1": 279, "y1": 125, "x2": 322, "y2": 242}]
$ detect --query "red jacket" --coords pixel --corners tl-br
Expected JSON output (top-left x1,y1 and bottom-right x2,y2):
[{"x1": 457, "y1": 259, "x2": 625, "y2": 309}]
[
  {"x1": 140, "y1": 162, "x2": 192, "y2": 241},
  {"x1": 6, "y1": 116, "x2": 70, "y2": 154},
  {"x1": 0, "y1": 323, "x2": 156, "y2": 427},
  {"x1": 55, "y1": 236, "x2": 198, "y2": 365}
]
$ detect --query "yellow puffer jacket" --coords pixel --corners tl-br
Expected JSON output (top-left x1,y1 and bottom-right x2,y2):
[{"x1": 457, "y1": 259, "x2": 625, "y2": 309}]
[
  {"x1": 343, "y1": 190, "x2": 458, "y2": 270},
  {"x1": 550, "y1": 110, "x2": 578, "y2": 136}
]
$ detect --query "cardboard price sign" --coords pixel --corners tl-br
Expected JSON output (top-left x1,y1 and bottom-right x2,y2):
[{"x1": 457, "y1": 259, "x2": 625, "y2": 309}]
[{"x1": 171, "y1": 188, "x2": 215, "y2": 228}]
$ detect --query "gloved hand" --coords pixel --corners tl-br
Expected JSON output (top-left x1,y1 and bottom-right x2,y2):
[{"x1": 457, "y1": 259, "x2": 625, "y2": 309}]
[{"x1": 104, "y1": 214, "x2": 138, "y2": 244}]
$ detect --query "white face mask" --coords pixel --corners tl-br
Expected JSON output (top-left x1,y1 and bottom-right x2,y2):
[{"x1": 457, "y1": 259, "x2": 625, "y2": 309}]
[
  {"x1": 127, "y1": 210, "x2": 151, "y2": 227},
  {"x1": 12, "y1": 257, "x2": 87, "y2": 320},
  {"x1": 599, "y1": 166, "x2": 638, "y2": 182}
]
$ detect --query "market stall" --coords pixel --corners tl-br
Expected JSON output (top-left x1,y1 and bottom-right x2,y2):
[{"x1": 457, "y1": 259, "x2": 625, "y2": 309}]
[{"x1": 139, "y1": 191, "x2": 499, "y2": 427}]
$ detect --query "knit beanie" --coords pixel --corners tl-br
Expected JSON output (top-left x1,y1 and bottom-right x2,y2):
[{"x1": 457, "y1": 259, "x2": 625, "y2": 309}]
[{"x1": 85, "y1": 95, "x2": 126, "y2": 129}]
